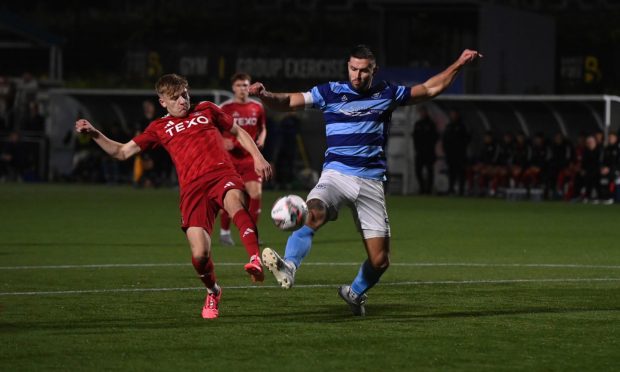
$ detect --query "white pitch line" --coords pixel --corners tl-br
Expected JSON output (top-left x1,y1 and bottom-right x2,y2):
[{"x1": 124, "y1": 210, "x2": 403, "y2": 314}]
[
  {"x1": 1, "y1": 278, "x2": 619, "y2": 297},
  {"x1": 2, "y1": 262, "x2": 620, "y2": 270}
]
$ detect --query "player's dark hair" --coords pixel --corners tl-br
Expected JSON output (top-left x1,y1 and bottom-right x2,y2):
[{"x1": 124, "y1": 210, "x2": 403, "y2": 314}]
[
  {"x1": 155, "y1": 74, "x2": 188, "y2": 97},
  {"x1": 231, "y1": 72, "x2": 251, "y2": 83},
  {"x1": 349, "y1": 44, "x2": 376, "y2": 64}
]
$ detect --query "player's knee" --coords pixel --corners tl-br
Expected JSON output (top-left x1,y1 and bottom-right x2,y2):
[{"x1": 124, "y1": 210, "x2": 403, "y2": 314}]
[
  {"x1": 370, "y1": 254, "x2": 390, "y2": 271},
  {"x1": 306, "y1": 199, "x2": 327, "y2": 228},
  {"x1": 223, "y1": 189, "x2": 245, "y2": 214}
]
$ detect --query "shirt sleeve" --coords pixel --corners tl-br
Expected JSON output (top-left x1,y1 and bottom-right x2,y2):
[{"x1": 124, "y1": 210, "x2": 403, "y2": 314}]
[
  {"x1": 208, "y1": 102, "x2": 234, "y2": 132},
  {"x1": 132, "y1": 123, "x2": 160, "y2": 151},
  {"x1": 303, "y1": 84, "x2": 327, "y2": 110},
  {"x1": 394, "y1": 85, "x2": 411, "y2": 106}
]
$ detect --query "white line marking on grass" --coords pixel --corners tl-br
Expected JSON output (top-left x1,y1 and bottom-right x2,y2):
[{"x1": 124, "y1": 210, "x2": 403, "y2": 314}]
[
  {"x1": 1, "y1": 278, "x2": 619, "y2": 296},
  {"x1": 2, "y1": 262, "x2": 620, "y2": 270}
]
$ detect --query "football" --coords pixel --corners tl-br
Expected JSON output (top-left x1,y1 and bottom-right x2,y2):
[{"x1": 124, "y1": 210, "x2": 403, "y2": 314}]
[{"x1": 271, "y1": 194, "x2": 309, "y2": 231}]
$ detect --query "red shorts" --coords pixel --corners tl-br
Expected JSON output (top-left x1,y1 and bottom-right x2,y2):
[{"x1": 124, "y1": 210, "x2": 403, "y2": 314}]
[
  {"x1": 233, "y1": 159, "x2": 262, "y2": 183},
  {"x1": 179, "y1": 169, "x2": 245, "y2": 234}
]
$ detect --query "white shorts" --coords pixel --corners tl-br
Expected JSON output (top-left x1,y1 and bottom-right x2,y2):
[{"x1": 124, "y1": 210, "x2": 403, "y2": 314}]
[{"x1": 307, "y1": 169, "x2": 390, "y2": 239}]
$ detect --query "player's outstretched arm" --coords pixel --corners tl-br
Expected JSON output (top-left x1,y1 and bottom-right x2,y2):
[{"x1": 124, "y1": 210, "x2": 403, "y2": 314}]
[
  {"x1": 75, "y1": 119, "x2": 141, "y2": 161},
  {"x1": 407, "y1": 49, "x2": 482, "y2": 105},
  {"x1": 229, "y1": 123, "x2": 273, "y2": 180},
  {"x1": 248, "y1": 82, "x2": 306, "y2": 111}
]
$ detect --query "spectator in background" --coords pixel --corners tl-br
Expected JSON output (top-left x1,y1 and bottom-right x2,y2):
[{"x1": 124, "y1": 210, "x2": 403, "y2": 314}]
[
  {"x1": 580, "y1": 135, "x2": 602, "y2": 202},
  {"x1": 0, "y1": 131, "x2": 25, "y2": 181},
  {"x1": 468, "y1": 130, "x2": 498, "y2": 196},
  {"x1": 0, "y1": 76, "x2": 13, "y2": 131},
  {"x1": 489, "y1": 132, "x2": 514, "y2": 196},
  {"x1": 599, "y1": 132, "x2": 619, "y2": 204},
  {"x1": 565, "y1": 132, "x2": 586, "y2": 201},
  {"x1": 67, "y1": 128, "x2": 102, "y2": 182},
  {"x1": 22, "y1": 101, "x2": 46, "y2": 134},
  {"x1": 510, "y1": 132, "x2": 530, "y2": 188},
  {"x1": 548, "y1": 132, "x2": 574, "y2": 200},
  {"x1": 442, "y1": 109, "x2": 470, "y2": 195},
  {"x1": 521, "y1": 132, "x2": 548, "y2": 191},
  {"x1": 13, "y1": 72, "x2": 39, "y2": 130},
  {"x1": 133, "y1": 99, "x2": 172, "y2": 187},
  {"x1": 594, "y1": 130, "x2": 604, "y2": 147},
  {"x1": 412, "y1": 106, "x2": 438, "y2": 195}
]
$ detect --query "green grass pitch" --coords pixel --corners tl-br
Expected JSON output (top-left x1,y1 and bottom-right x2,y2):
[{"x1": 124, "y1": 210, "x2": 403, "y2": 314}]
[{"x1": 1, "y1": 183, "x2": 619, "y2": 371}]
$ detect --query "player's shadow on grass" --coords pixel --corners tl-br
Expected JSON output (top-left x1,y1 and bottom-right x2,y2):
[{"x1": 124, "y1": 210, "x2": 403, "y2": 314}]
[
  {"x1": 227, "y1": 305, "x2": 369, "y2": 323},
  {"x1": 366, "y1": 304, "x2": 620, "y2": 321},
  {"x1": 0, "y1": 242, "x2": 177, "y2": 247}
]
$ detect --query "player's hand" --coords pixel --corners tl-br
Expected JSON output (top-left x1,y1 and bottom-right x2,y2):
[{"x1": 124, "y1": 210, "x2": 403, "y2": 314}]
[
  {"x1": 248, "y1": 82, "x2": 266, "y2": 96},
  {"x1": 255, "y1": 138, "x2": 265, "y2": 149},
  {"x1": 75, "y1": 119, "x2": 98, "y2": 136},
  {"x1": 458, "y1": 49, "x2": 483, "y2": 65},
  {"x1": 254, "y1": 157, "x2": 272, "y2": 181},
  {"x1": 222, "y1": 138, "x2": 235, "y2": 151}
]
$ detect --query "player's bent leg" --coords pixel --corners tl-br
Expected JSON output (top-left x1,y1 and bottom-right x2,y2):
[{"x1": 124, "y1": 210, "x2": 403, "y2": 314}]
[
  {"x1": 281, "y1": 199, "x2": 326, "y2": 267},
  {"x1": 222, "y1": 189, "x2": 264, "y2": 282},
  {"x1": 263, "y1": 199, "x2": 328, "y2": 288}
]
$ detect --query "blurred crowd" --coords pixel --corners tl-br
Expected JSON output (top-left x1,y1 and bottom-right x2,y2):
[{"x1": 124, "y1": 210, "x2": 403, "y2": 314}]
[
  {"x1": 2, "y1": 75, "x2": 619, "y2": 207},
  {"x1": 413, "y1": 108, "x2": 620, "y2": 204},
  {"x1": 0, "y1": 72, "x2": 47, "y2": 182}
]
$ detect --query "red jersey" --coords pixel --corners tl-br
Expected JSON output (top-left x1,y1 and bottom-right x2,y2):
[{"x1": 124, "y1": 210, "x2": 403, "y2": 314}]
[
  {"x1": 219, "y1": 99, "x2": 265, "y2": 163},
  {"x1": 133, "y1": 101, "x2": 236, "y2": 189}
]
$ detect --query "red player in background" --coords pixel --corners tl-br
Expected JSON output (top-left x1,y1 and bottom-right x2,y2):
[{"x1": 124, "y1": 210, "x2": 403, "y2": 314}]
[{"x1": 218, "y1": 73, "x2": 267, "y2": 246}]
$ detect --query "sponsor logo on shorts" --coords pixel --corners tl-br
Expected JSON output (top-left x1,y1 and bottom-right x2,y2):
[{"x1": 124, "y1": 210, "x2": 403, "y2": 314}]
[{"x1": 315, "y1": 183, "x2": 327, "y2": 189}]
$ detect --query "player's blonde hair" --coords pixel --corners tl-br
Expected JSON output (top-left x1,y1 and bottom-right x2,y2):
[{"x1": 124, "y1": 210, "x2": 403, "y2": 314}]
[{"x1": 155, "y1": 74, "x2": 188, "y2": 98}]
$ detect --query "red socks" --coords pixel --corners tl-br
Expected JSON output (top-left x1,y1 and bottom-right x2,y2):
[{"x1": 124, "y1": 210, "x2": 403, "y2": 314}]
[
  {"x1": 232, "y1": 210, "x2": 260, "y2": 257},
  {"x1": 220, "y1": 211, "x2": 231, "y2": 231},
  {"x1": 191, "y1": 256, "x2": 216, "y2": 289}
]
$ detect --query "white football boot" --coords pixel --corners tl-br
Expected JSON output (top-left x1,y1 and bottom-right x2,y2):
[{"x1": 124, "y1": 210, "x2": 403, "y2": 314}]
[
  {"x1": 262, "y1": 247, "x2": 296, "y2": 289},
  {"x1": 338, "y1": 285, "x2": 368, "y2": 316}
]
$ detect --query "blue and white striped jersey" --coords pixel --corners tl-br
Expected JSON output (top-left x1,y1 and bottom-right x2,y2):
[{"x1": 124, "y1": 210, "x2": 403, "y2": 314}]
[{"x1": 302, "y1": 81, "x2": 410, "y2": 180}]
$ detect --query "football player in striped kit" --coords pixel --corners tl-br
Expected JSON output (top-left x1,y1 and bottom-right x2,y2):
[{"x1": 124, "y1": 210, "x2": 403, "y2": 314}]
[{"x1": 251, "y1": 45, "x2": 481, "y2": 315}]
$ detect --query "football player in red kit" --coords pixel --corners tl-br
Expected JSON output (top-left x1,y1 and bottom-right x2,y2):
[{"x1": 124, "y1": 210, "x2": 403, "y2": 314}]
[
  {"x1": 218, "y1": 73, "x2": 267, "y2": 246},
  {"x1": 74, "y1": 74, "x2": 272, "y2": 319}
]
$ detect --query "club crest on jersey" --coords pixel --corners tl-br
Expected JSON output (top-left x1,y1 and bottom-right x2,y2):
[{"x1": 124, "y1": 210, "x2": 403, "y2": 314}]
[{"x1": 164, "y1": 115, "x2": 210, "y2": 136}]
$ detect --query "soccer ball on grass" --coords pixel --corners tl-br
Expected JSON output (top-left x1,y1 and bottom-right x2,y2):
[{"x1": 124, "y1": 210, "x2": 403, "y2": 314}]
[{"x1": 271, "y1": 195, "x2": 308, "y2": 231}]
